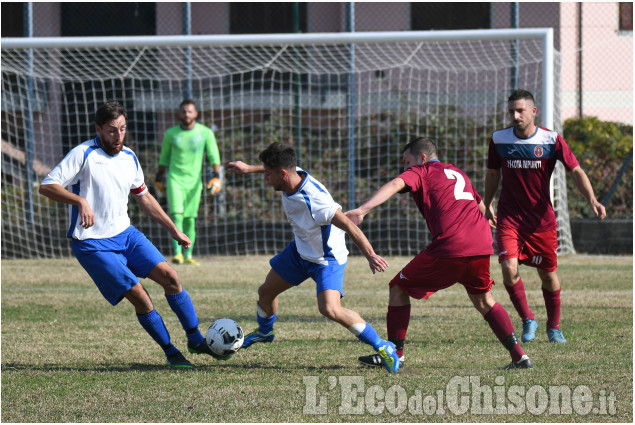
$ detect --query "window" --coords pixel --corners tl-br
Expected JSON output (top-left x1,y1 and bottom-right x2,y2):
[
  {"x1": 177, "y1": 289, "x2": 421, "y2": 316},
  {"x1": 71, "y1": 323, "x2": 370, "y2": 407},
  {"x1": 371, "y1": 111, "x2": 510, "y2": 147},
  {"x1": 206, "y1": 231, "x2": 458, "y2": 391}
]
[
  {"x1": 411, "y1": 3, "x2": 490, "y2": 30},
  {"x1": 229, "y1": 3, "x2": 309, "y2": 92},
  {"x1": 58, "y1": 4, "x2": 157, "y2": 154},
  {"x1": 61, "y1": 3, "x2": 156, "y2": 36},
  {"x1": 619, "y1": 2, "x2": 633, "y2": 32},
  {"x1": 1, "y1": 2, "x2": 24, "y2": 37},
  {"x1": 230, "y1": 3, "x2": 307, "y2": 34}
]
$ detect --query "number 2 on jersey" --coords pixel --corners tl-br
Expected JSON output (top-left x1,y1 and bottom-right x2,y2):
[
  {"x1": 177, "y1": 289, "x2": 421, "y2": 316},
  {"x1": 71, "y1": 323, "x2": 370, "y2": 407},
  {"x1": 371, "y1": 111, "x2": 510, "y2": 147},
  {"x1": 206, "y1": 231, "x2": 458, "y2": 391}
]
[{"x1": 444, "y1": 169, "x2": 475, "y2": 201}]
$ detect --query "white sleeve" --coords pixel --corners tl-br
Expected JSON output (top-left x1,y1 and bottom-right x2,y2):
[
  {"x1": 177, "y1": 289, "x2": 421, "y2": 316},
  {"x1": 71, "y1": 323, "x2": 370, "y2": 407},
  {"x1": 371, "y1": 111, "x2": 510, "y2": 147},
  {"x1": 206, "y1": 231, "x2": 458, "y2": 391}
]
[
  {"x1": 311, "y1": 194, "x2": 341, "y2": 226},
  {"x1": 41, "y1": 146, "x2": 84, "y2": 187}
]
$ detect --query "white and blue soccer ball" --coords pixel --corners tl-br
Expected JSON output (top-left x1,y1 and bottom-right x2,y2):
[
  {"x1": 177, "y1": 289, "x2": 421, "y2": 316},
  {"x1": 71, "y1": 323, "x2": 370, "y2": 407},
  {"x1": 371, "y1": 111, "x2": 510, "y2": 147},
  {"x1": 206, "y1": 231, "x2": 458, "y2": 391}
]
[{"x1": 206, "y1": 318, "x2": 244, "y2": 357}]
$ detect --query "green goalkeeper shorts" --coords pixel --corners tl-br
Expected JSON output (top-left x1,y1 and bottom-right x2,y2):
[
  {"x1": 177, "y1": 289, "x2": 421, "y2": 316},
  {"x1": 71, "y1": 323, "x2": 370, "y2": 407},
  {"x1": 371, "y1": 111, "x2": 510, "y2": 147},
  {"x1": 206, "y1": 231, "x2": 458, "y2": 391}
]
[{"x1": 166, "y1": 178, "x2": 203, "y2": 218}]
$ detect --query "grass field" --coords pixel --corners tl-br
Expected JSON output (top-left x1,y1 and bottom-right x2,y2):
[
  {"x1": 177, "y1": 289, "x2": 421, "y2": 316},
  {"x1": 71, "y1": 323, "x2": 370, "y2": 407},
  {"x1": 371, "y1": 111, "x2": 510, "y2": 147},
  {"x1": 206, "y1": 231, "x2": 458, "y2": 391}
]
[{"x1": 1, "y1": 254, "x2": 632, "y2": 422}]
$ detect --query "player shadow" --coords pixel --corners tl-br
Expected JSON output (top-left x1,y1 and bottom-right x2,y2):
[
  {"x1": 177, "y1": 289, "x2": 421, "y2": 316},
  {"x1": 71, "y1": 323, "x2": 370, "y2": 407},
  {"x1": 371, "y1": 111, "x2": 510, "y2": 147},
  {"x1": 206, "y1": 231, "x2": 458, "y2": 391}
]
[
  {"x1": 197, "y1": 302, "x2": 517, "y2": 325},
  {"x1": 1, "y1": 356, "x2": 511, "y2": 373},
  {"x1": 192, "y1": 362, "x2": 347, "y2": 372},
  {"x1": 197, "y1": 313, "x2": 432, "y2": 324},
  {"x1": 0, "y1": 361, "x2": 346, "y2": 373},
  {"x1": 0, "y1": 362, "x2": 197, "y2": 373}
]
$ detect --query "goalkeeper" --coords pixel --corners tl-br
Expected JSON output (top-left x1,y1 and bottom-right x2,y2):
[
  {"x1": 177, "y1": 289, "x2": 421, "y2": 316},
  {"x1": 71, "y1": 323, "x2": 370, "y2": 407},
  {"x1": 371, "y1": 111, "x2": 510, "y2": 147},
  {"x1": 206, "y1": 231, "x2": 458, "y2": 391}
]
[{"x1": 155, "y1": 99, "x2": 221, "y2": 266}]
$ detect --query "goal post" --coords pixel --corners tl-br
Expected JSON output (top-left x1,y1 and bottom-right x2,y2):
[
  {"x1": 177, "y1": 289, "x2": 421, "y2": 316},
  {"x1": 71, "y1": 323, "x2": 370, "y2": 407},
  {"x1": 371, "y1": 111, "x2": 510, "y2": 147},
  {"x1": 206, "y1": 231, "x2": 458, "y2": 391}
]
[{"x1": 1, "y1": 28, "x2": 575, "y2": 258}]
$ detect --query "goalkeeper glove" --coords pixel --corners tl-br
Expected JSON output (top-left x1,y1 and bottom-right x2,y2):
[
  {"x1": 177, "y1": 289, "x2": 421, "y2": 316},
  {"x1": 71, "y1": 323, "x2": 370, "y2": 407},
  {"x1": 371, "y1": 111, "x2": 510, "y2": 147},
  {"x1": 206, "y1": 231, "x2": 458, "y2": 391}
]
[
  {"x1": 154, "y1": 170, "x2": 165, "y2": 195},
  {"x1": 206, "y1": 169, "x2": 222, "y2": 195}
]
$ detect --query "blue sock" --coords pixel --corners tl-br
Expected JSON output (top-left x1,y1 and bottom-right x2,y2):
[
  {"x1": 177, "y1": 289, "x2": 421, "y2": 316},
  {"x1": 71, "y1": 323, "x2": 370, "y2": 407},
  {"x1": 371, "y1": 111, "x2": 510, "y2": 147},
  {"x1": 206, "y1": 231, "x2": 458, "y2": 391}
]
[
  {"x1": 356, "y1": 322, "x2": 384, "y2": 351},
  {"x1": 162, "y1": 343, "x2": 180, "y2": 358},
  {"x1": 137, "y1": 309, "x2": 173, "y2": 349},
  {"x1": 256, "y1": 306, "x2": 276, "y2": 335},
  {"x1": 165, "y1": 289, "x2": 204, "y2": 345}
]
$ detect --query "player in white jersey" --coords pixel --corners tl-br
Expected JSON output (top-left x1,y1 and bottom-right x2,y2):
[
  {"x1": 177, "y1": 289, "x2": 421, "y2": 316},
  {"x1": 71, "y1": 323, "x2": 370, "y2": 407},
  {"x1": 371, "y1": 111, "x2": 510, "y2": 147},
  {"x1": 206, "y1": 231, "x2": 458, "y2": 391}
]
[
  {"x1": 39, "y1": 101, "x2": 223, "y2": 368},
  {"x1": 226, "y1": 142, "x2": 401, "y2": 373},
  {"x1": 280, "y1": 169, "x2": 349, "y2": 265}
]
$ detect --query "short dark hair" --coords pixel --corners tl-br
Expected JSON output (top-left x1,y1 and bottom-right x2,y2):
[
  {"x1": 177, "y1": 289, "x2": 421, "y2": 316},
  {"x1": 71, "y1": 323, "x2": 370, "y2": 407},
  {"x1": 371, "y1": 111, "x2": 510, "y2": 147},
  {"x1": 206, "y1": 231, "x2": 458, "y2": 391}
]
[
  {"x1": 259, "y1": 142, "x2": 297, "y2": 170},
  {"x1": 95, "y1": 101, "x2": 126, "y2": 126},
  {"x1": 508, "y1": 89, "x2": 535, "y2": 104},
  {"x1": 180, "y1": 99, "x2": 196, "y2": 109},
  {"x1": 402, "y1": 137, "x2": 438, "y2": 158}
]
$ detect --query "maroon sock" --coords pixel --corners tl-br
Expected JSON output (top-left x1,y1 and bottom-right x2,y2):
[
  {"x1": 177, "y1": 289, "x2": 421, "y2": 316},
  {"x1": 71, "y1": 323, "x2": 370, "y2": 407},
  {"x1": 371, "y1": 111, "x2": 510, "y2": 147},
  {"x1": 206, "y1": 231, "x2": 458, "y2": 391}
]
[
  {"x1": 484, "y1": 303, "x2": 525, "y2": 362},
  {"x1": 504, "y1": 278, "x2": 535, "y2": 321},
  {"x1": 387, "y1": 304, "x2": 411, "y2": 358},
  {"x1": 542, "y1": 288, "x2": 561, "y2": 330}
]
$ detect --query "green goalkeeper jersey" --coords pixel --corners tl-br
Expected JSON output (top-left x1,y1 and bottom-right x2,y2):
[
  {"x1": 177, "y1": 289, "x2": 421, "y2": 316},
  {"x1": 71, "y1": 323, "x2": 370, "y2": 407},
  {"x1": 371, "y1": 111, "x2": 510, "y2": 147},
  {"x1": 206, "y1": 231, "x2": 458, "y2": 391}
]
[{"x1": 159, "y1": 123, "x2": 220, "y2": 188}]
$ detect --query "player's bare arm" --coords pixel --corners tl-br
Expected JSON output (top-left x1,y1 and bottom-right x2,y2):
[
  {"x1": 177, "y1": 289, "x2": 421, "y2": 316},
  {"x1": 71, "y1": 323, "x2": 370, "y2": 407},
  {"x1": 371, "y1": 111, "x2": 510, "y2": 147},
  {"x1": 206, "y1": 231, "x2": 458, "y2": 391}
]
[
  {"x1": 570, "y1": 166, "x2": 607, "y2": 220},
  {"x1": 39, "y1": 183, "x2": 95, "y2": 229},
  {"x1": 331, "y1": 209, "x2": 388, "y2": 274},
  {"x1": 134, "y1": 191, "x2": 192, "y2": 248},
  {"x1": 226, "y1": 161, "x2": 265, "y2": 174},
  {"x1": 345, "y1": 177, "x2": 406, "y2": 226},
  {"x1": 483, "y1": 168, "x2": 501, "y2": 226}
]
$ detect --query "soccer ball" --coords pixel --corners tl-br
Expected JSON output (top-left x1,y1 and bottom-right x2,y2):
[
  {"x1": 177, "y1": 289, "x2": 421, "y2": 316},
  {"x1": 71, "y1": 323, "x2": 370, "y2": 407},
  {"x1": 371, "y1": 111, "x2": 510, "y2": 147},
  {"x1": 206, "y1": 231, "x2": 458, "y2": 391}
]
[{"x1": 205, "y1": 318, "x2": 244, "y2": 357}]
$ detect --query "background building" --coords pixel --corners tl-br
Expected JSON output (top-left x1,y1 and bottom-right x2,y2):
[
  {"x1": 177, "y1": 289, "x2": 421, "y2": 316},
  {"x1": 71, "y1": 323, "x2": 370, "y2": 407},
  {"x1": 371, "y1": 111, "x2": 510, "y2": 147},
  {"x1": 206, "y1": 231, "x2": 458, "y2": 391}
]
[{"x1": 2, "y1": 2, "x2": 633, "y2": 123}]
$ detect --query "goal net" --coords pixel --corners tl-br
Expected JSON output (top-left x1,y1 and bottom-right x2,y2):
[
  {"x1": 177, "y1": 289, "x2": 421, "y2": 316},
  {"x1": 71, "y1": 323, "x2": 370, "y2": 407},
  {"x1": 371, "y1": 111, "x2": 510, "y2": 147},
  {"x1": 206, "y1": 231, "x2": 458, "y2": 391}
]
[{"x1": 1, "y1": 30, "x2": 574, "y2": 258}]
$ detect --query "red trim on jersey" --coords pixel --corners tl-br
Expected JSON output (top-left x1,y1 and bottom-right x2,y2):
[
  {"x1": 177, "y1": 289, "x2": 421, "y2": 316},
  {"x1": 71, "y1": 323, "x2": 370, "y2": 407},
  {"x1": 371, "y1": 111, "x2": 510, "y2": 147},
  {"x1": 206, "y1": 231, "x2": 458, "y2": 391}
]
[{"x1": 130, "y1": 182, "x2": 147, "y2": 196}]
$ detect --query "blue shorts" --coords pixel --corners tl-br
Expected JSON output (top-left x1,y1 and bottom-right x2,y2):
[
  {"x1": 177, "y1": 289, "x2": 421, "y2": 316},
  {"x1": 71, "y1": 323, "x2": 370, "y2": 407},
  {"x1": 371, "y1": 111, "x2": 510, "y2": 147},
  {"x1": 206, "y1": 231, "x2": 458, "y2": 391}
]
[
  {"x1": 270, "y1": 241, "x2": 347, "y2": 297},
  {"x1": 71, "y1": 226, "x2": 165, "y2": 306}
]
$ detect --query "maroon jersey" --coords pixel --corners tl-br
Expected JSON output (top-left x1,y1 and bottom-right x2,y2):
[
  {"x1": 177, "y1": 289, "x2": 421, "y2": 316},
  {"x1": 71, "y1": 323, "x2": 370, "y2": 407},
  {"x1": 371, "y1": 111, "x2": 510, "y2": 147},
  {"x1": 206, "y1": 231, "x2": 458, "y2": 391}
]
[
  {"x1": 487, "y1": 126, "x2": 579, "y2": 232},
  {"x1": 398, "y1": 160, "x2": 493, "y2": 258}
]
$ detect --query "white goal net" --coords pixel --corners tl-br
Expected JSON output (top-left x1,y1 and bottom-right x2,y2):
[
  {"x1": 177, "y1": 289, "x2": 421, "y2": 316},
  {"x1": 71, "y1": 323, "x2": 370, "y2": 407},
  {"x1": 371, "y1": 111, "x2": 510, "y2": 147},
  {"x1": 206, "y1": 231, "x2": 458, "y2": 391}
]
[{"x1": 1, "y1": 30, "x2": 574, "y2": 258}]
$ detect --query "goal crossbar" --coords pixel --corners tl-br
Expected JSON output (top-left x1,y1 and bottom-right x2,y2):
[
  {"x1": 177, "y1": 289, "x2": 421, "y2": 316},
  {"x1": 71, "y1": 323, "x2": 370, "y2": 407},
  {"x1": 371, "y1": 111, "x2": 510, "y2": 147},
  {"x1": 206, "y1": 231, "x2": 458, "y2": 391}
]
[
  {"x1": 2, "y1": 28, "x2": 554, "y2": 48},
  {"x1": 1, "y1": 28, "x2": 555, "y2": 131}
]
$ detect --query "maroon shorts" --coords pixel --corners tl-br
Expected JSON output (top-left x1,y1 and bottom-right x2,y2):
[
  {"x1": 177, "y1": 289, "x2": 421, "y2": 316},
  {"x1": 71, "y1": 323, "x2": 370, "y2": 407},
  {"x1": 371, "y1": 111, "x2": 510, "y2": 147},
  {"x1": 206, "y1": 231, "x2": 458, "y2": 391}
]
[
  {"x1": 388, "y1": 252, "x2": 493, "y2": 300},
  {"x1": 496, "y1": 225, "x2": 558, "y2": 271}
]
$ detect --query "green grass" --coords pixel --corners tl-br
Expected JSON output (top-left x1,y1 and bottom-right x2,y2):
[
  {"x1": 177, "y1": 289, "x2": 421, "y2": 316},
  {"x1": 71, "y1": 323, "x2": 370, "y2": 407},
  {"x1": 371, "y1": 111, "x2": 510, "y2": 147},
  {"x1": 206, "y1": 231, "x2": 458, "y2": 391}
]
[{"x1": 1, "y1": 255, "x2": 632, "y2": 422}]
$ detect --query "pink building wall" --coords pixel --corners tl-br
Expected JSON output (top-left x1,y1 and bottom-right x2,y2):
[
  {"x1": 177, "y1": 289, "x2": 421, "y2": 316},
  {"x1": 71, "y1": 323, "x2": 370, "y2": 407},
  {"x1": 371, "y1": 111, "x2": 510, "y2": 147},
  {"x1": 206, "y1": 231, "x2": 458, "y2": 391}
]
[
  {"x1": 32, "y1": 3, "x2": 60, "y2": 37},
  {"x1": 354, "y1": 2, "x2": 409, "y2": 31},
  {"x1": 191, "y1": 3, "x2": 227, "y2": 35},
  {"x1": 578, "y1": 2, "x2": 632, "y2": 123},
  {"x1": 310, "y1": 3, "x2": 345, "y2": 32},
  {"x1": 559, "y1": 2, "x2": 633, "y2": 124},
  {"x1": 155, "y1": 3, "x2": 181, "y2": 35},
  {"x1": 156, "y1": 3, "x2": 227, "y2": 35},
  {"x1": 559, "y1": 2, "x2": 582, "y2": 123}
]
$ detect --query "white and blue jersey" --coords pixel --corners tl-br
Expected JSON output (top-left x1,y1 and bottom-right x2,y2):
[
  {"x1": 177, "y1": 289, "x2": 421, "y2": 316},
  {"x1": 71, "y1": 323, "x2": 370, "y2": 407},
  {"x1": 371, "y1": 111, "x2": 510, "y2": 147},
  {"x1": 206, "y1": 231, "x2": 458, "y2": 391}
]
[
  {"x1": 41, "y1": 137, "x2": 148, "y2": 240},
  {"x1": 281, "y1": 169, "x2": 348, "y2": 265}
]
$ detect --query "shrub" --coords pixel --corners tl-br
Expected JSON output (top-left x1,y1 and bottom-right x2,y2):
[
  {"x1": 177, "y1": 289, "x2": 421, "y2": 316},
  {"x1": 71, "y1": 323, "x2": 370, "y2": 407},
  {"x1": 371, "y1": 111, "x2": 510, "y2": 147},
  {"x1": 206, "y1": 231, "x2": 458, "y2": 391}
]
[{"x1": 563, "y1": 117, "x2": 633, "y2": 219}]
